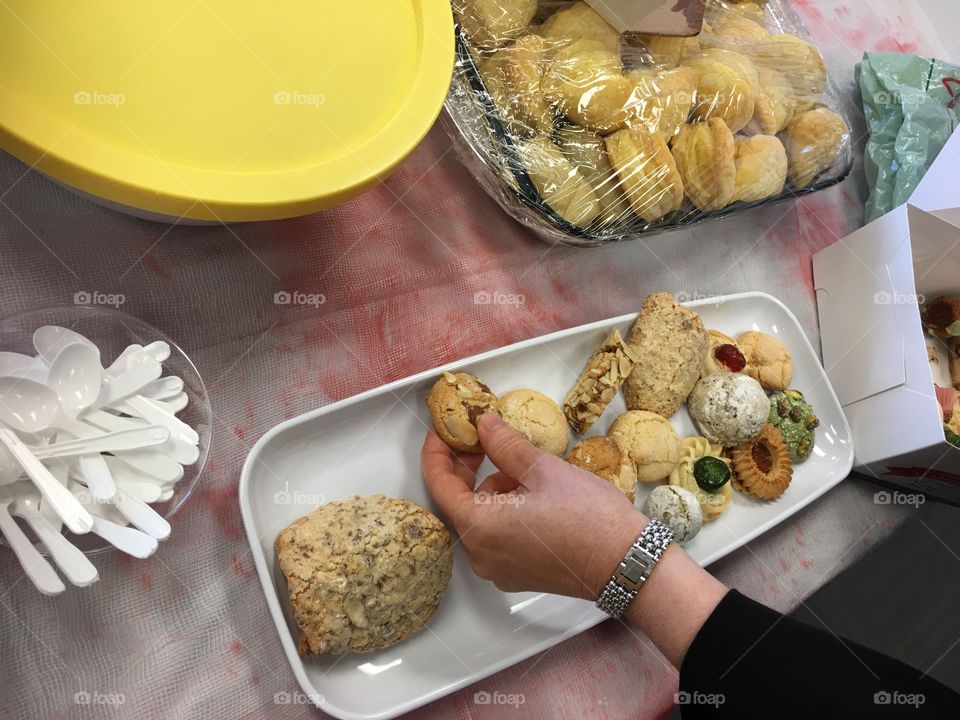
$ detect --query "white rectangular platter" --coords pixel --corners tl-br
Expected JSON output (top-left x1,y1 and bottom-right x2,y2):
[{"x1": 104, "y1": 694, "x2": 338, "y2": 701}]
[{"x1": 238, "y1": 292, "x2": 854, "y2": 720}]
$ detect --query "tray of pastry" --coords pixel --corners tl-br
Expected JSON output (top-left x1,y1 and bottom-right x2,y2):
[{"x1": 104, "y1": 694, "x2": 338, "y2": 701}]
[
  {"x1": 442, "y1": 0, "x2": 855, "y2": 246},
  {"x1": 238, "y1": 291, "x2": 853, "y2": 720}
]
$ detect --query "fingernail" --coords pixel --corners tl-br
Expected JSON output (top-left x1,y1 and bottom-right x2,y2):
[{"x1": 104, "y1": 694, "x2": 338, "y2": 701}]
[{"x1": 478, "y1": 413, "x2": 503, "y2": 431}]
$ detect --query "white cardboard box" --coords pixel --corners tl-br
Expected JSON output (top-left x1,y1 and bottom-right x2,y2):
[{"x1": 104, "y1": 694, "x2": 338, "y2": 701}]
[{"x1": 813, "y1": 130, "x2": 960, "y2": 502}]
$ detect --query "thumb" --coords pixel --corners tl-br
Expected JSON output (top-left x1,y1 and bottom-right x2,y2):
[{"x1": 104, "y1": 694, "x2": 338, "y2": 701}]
[{"x1": 477, "y1": 414, "x2": 547, "y2": 483}]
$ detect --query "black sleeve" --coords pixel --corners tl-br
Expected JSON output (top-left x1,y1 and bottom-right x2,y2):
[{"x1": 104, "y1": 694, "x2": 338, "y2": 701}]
[{"x1": 678, "y1": 590, "x2": 959, "y2": 718}]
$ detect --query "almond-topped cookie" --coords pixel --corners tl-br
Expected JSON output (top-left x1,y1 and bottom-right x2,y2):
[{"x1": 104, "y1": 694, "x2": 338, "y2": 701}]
[
  {"x1": 275, "y1": 495, "x2": 453, "y2": 656},
  {"x1": 562, "y1": 330, "x2": 636, "y2": 434},
  {"x1": 427, "y1": 372, "x2": 499, "y2": 453}
]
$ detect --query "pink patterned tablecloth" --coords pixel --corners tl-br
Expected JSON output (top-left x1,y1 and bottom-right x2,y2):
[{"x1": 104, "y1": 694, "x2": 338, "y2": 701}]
[{"x1": 0, "y1": 2, "x2": 944, "y2": 718}]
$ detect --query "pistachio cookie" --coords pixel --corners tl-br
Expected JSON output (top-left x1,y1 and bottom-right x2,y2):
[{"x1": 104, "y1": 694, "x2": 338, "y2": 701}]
[
  {"x1": 730, "y1": 425, "x2": 793, "y2": 500},
  {"x1": 499, "y1": 389, "x2": 569, "y2": 456},
  {"x1": 566, "y1": 436, "x2": 638, "y2": 502},
  {"x1": 276, "y1": 495, "x2": 452, "y2": 656},
  {"x1": 608, "y1": 411, "x2": 680, "y2": 483},
  {"x1": 427, "y1": 372, "x2": 499, "y2": 453},
  {"x1": 669, "y1": 437, "x2": 732, "y2": 521},
  {"x1": 768, "y1": 390, "x2": 819, "y2": 463}
]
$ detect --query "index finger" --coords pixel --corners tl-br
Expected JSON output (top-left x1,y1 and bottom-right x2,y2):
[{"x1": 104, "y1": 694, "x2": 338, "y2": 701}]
[{"x1": 421, "y1": 429, "x2": 481, "y2": 525}]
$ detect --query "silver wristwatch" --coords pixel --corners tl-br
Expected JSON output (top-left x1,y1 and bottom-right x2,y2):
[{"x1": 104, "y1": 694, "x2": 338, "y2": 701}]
[{"x1": 595, "y1": 519, "x2": 674, "y2": 618}]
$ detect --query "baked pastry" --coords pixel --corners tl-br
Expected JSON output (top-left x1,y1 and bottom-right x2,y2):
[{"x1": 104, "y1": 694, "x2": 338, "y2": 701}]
[
  {"x1": 783, "y1": 108, "x2": 849, "y2": 189},
  {"x1": 426, "y1": 371, "x2": 500, "y2": 453},
  {"x1": 565, "y1": 436, "x2": 638, "y2": 502},
  {"x1": 454, "y1": 0, "x2": 537, "y2": 51},
  {"x1": 748, "y1": 67, "x2": 796, "y2": 135},
  {"x1": 946, "y1": 398, "x2": 960, "y2": 444},
  {"x1": 626, "y1": 66, "x2": 698, "y2": 141},
  {"x1": 642, "y1": 485, "x2": 703, "y2": 544},
  {"x1": 636, "y1": 34, "x2": 701, "y2": 68},
  {"x1": 749, "y1": 34, "x2": 827, "y2": 102},
  {"x1": 950, "y1": 337, "x2": 960, "y2": 391},
  {"x1": 684, "y1": 49, "x2": 759, "y2": 133},
  {"x1": 706, "y1": 0, "x2": 766, "y2": 25},
  {"x1": 730, "y1": 425, "x2": 793, "y2": 499},
  {"x1": 688, "y1": 372, "x2": 769, "y2": 447},
  {"x1": 921, "y1": 296, "x2": 960, "y2": 339},
  {"x1": 768, "y1": 389, "x2": 819, "y2": 463},
  {"x1": 479, "y1": 35, "x2": 555, "y2": 136},
  {"x1": 608, "y1": 410, "x2": 680, "y2": 483},
  {"x1": 499, "y1": 389, "x2": 569, "y2": 456},
  {"x1": 604, "y1": 126, "x2": 685, "y2": 223},
  {"x1": 556, "y1": 126, "x2": 633, "y2": 226},
  {"x1": 671, "y1": 118, "x2": 737, "y2": 212},
  {"x1": 737, "y1": 330, "x2": 793, "y2": 390},
  {"x1": 624, "y1": 292, "x2": 708, "y2": 418},
  {"x1": 539, "y1": 1, "x2": 621, "y2": 55},
  {"x1": 702, "y1": 330, "x2": 747, "y2": 377},
  {"x1": 541, "y1": 39, "x2": 636, "y2": 133},
  {"x1": 669, "y1": 436, "x2": 733, "y2": 521},
  {"x1": 517, "y1": 136, "x2": 603, "y2": 227},
  {"x1": 276, "y1": 495, "x2": 452, "y2": 656},
  {"x1": 733, "y1": 135, "x2": 788, "y2": 203},
  {"x1": 563, "y1": 329, "x2": 637, "y2": 433}
]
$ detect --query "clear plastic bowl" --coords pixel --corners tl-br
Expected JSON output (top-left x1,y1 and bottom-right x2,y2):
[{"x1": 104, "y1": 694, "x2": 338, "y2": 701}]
[{"x1": 0, "y1": 305, "x2": 212, "y2": 554}]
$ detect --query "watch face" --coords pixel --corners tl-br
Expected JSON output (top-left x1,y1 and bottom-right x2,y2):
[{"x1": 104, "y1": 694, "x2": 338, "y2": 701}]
[
  {"x1": 620, "y1": 549, "x2": 656, "y2": 588},
  {"x1": 622, "y1": 556, "x2": 647, "y2": 584}
]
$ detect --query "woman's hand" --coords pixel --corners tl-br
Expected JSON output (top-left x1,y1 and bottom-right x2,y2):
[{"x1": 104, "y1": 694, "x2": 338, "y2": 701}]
[{"x1": 421, "y1": 413, "x2": 646, "y2": 599}]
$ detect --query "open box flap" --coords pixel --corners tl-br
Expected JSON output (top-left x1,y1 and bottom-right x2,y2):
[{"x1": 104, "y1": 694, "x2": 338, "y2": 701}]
[
  {"x1": 909, "y1": 122, "x2": 960, "y2": 220},
  {"x1": 584, "y1": 0, "x2": 706, "y2": 35},
  {"x1": 813, "y1": 207, "x2": 911, "y2": 407},
  {"x1": 906, "y1": 204, "x2": 960, "y2": 301}
]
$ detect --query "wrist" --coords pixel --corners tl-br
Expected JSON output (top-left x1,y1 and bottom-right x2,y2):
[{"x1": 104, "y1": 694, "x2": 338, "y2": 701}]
[{"x1": 583, "y1": 508, "x2": 649, "y2": 600}]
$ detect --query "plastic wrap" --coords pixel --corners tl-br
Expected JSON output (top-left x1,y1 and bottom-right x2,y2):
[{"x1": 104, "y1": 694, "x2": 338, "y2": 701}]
[
  {"x1": 443, "y1": 0, "x2": 854, "y2": 246},
  {"x1": 857, "y1": 52, "x2": 960, "y2": 223}
]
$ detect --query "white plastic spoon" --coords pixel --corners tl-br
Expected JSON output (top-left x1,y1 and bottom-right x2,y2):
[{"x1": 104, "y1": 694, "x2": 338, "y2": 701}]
[
  {"x1": 106, "y1": 341, "x2": 169, "y2": 375},
  {"x1": 29, "y1": 425, "x2": 170, "y2": 458},
  {"x1": 156, "y1": 392, "x2": 189, "y2": 415},
  {"x1": 0, "y1": 485, "x2": 64, "y2": 595},
  {"x1": 111, "y1": 486, "x2": 170, "y2": 540},
  {"x1": 33, "y1": 326, "x2": 98, "y2": 366},
  {"x1": 87, "y1": 361, "x2": 162, "y2": 413},
  {"x1": 82, "y1": 410, "x2": 198, "y2": 465},
  {"x1": 45, "y1": 344, "x2": 119, "y2": 503},
  {"x1": 142, "y1": 376, "x2": 184, "y2": 401},
  {"x1": 10, "y1": 487, "x2": 98, "y2": 586},
  {"x1": 0, "y1": 351, "x2": 42, "y2": 375},
  {"x1": 69, "y1": 484, "x2": 157, "y2": 558},
  {"x1": 0, "y1": 428, "x2": 92, "y2": 534},
  {"x1": 105, "y1": 344, "x2": 141, "y2": 375},
  {"x1": 113, "y1": 395, "x2": 198, "y2": 444}
]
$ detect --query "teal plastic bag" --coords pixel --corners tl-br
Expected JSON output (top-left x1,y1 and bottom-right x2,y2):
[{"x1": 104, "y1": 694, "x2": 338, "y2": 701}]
[{"x1": 857, "y1": 52, "x2": 960, "y2": 222}]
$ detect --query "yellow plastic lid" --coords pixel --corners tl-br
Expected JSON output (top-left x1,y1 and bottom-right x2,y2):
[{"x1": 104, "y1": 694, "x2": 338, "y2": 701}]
[{"x1": 0, "y1": 2, "x2": 454, "y2": 221}]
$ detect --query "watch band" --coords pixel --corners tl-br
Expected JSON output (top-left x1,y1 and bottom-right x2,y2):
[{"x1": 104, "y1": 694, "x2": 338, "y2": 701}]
[{"x1": 595, "y1": 519, "x2": 674, "y2": 618}]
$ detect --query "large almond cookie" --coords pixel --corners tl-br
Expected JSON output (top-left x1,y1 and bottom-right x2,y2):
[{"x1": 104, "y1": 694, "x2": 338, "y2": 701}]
[
  {"x1": 624, "y1": 293, "x2": 708, "y2": 418},
  {"x1": 275, "y1": 495, "x2": 453, "y2": 656}
]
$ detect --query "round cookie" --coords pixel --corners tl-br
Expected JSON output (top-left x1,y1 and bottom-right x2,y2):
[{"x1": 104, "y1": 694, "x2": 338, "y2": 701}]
[
  {"x1": 608, "y1": 411, "x2": 680, "y2": 483},
  {"x1": 275, "y1": 495, "x2": 452, "y2": 656},
  {"x1": 687, "y1": 373, "x2": 769, "y2": 446},
  {"x1": 642, "y1": 485, "x2": 703, "y2": 544},
  {"x1": 730, "y1": 425, "x2": 793, "y2": 499},
  {"x1": 565, "y1": 436, "x2": 638, "y2": 502},
  {"x1": 702, "y1": 329, "x2": 747, "y2": 377},
  {"x1": 737, "y1": 330, "x2": 793, "y2": 390},
  {"x1": 499, "y1": 389, "x2": 569, "y2": 456},
  {"x1": 426, "y1": 372, "x2": 499, "y2": 453}
]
